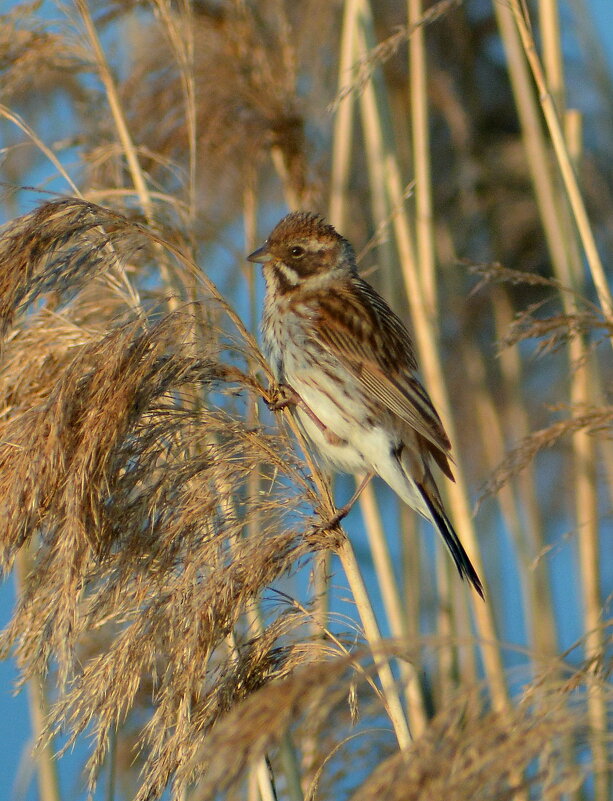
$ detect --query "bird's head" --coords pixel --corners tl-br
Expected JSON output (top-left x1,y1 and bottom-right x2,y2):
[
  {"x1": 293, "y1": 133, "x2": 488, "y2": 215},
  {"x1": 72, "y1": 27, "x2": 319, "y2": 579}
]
[{"x1": 247, "y1": 211, "x2": 355, "y2": 291}]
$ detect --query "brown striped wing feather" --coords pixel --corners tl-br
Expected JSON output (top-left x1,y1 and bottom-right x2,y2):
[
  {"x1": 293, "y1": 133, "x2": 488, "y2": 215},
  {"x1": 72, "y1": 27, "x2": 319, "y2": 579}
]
[{"x1": 306, "y1": 277, "x2": 453, "y2": 471}]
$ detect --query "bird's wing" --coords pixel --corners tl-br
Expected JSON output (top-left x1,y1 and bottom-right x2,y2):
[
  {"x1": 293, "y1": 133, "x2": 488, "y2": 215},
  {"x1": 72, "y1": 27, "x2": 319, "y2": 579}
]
[{"x1": 307, "y1": 277, "x2": 452, "y2": 458}]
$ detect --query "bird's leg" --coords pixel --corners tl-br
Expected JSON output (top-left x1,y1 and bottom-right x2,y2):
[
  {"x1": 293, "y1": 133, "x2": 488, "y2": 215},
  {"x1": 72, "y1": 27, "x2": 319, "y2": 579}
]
[
  {"x1": 323, "y1": 471, "x2": 375, "y2": 529},
  {"x1": 267, "y1": 384, "x2": 345, "y2": 446}
]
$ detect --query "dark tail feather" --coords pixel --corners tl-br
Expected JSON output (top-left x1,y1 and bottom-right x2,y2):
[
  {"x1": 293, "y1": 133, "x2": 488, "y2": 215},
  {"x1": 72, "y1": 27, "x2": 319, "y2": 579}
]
[{"x1": 417, "y1": 482, "x2": 484, "y2": 599}]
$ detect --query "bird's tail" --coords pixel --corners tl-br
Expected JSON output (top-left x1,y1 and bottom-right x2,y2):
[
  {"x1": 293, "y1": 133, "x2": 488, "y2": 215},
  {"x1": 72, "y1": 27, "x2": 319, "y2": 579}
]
[{"x1": 415, "y1": 471, "x2": 484, "y2": 599}]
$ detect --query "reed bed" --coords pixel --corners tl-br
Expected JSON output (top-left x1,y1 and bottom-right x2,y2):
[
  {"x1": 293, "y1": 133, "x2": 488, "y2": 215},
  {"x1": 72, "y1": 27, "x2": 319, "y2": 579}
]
[{"x1": 0, "y1": 1, "x2": 611, "y2": 799}]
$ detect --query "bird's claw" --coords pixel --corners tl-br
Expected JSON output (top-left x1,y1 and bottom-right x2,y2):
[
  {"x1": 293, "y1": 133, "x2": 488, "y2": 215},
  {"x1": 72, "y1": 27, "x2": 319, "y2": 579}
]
[
  {"x1": 266, "y1": 396, "x2": 292, "y2": 412},
  {"x1": 265, "y1": 384, "x2": 298, "y2": 411}
]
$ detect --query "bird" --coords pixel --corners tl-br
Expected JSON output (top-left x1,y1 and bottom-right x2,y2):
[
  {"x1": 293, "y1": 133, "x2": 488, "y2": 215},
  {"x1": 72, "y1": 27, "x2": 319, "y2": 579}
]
[{"x1": 247, "y1": 211, "x2": 483, "y2": 598}]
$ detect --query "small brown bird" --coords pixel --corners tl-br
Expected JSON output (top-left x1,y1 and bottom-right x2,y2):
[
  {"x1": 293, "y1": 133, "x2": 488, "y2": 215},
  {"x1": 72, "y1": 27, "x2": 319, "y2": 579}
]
[{"x1": 248, "y1": 211, "x2": 483, "y2": 597}]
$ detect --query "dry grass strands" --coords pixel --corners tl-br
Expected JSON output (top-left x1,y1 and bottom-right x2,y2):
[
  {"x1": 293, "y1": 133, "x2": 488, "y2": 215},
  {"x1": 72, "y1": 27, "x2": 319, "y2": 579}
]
[
  {"x1": 332, "y1": 0, "x2": 460, "y2": 109},
  {"x1": 500, "y1": 306, "x2": 613, "y2": 355},
  {"x1": 188, "y1": 652, "x2": 363, "y2": 801},
  {"x1": 470, "y1": 262, "x2": 613, "y2": 351},
  {"x1": 178, "y1": 647, "x2": 613, "y2": 801},
  {"x1": 0, "y1": 313, "x2": 214, "y2": 567},
  {"x1": 0, "y1": 5, "x2": 88, "y2": 103},
  {"x1": 349, "y1": 672, "x2": 613, "y2": 801},
  {"x1": 0, "y1": 313, "x2": 235, "y2": 696},
  {"x1": 0, "y1": 196, "x2": 343, "y2": 798},
  {"x1": 469, "y1": 261, "x2": 567, "y2": 292},
  {"x1": 133, "y1": 610, "x2": 332, "y2": 801},
  {"x1": 121, "y1": 1, "x2": 322, "y2": 216},
  {"x1": 481, "y1": 407, "x2": 613, "y2": 500},
  {"x1": 0, "y1": 198, "x2": 150, "y2": 337}
]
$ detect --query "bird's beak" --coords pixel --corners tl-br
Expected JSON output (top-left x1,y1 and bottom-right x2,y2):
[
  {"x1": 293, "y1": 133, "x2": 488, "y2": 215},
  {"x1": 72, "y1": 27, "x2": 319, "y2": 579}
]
[{"x1": 247, "y1": 244, "x2": 272, "y2": 264}]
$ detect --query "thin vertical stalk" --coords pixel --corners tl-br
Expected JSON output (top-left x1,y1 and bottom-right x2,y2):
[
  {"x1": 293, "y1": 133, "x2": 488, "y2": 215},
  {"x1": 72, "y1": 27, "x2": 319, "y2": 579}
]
[
  {"x1": 289, "y1": 458, "x2": 413, "y2": 749},
  {"x1": 313, "y1": 550, "x2": 331, "y2": 634},
  {"x1": 407, "y1": 0, "x2": 477, "y2": 704},
  {"x1": 105, "y1": 729, "x2": 117, "y2": 801},
  {"x1": 492, "y1": 0, "x2": 573, "y2": 287},
  {"x1": 358, "y1": 483, "x2": 428, "y2": 735},
  {"x1": 398, "y1": 507, "x2": 431, "y2": 711},
  {"x1": 565, "y1": 91, "x2": 608, "y2": 801},
  {"x1": 244, "y1": 180, "x2": 259, "y2": 333},
  {"x1": 434, "y1": 526, "x2": 456, "y2": 707},
  {"x1": 152, "y1": 0, "x2": 197, "y2": 226},
  {"x1": 461, "y1": 330, "x2": 558, "y2": 663},
  {"x1": 358, "y1": 485, "x2": 406, "y2": 641},
  {"x1": 272, "y1": 401, "x2": 413, "y2": 749},
  {"x1": 256, "y1": 759, "x2": 277, "y2": 801},
  {"x1": 563, "y1": 96, "x2": 603, "y2": 701},
  {"x1": 399, "y1": 506, "x2": 420, "y2": 633},
  {"x1": 408, "y1": 0, "x2": 437, "y2": 318},
  {"x1": 537, "y1": 8, "x2": 606, "y2": 794},
  {"x1": 354, "y1": 1, "x2": 398, "y2": 297},
  {"x1": 329, "y1": 0, "x2": 359, "y2": 232},
  {"x1": 325, "y1": 0, "x2": 360, "y2": 646},
  {"x1": 16, "y1": 550, "x2": 61, "y2": 801},
  {"x1": 278, "y1": 735, "x2": 304, "y2": 801},
  {"x1": 26, "y1": 682, "x2": 62, "y2": 801},
  {"x1": 354, "y1": 0, "x2": 509, "y2": 714},
  {"x1": 337, "y1": 538, "x2": 413, "y2": 748},
  {"x1": 491, "y1": 291, "x2": 558, "y2": 663},
  {"x1": 330, "y1": 0, "x2": 426, "y2": 734},
  {"x1": 248, "y1": 768, "x2": 259, "y2": 801},
  {"x1": 75, "y1": 0, "x2": 180, "y2": 308},
  {"x1": 75, "y1": 0, "x2": 153, "y2": 223},
  {"x1": 496, "y1": 5, "x2": 608, "y2": 792},
  {"x1": 572, "y1": 351, "x2": 607, "y2": 801},
  {"x1": 507, "y1": 0, "x2": 613, "y2": 323},
  {"x1": 539, "y1": 0, "x2": 565, "y2": 113}
]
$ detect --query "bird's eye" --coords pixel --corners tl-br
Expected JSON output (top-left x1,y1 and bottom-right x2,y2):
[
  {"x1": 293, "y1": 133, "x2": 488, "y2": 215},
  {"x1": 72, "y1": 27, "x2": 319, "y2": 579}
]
[{"x1": 289, "y1": 245, "x2": 305, "y2": 259}]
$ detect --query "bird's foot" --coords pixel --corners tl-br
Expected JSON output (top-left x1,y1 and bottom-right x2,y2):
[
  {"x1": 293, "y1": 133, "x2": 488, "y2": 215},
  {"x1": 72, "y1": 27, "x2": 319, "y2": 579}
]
[
  {"x1": 267, "y1": 385, "x2": 345, "y2": 446},
  {"x1": 265, "y1": 384, "x2": 300, "y2": 411}
]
